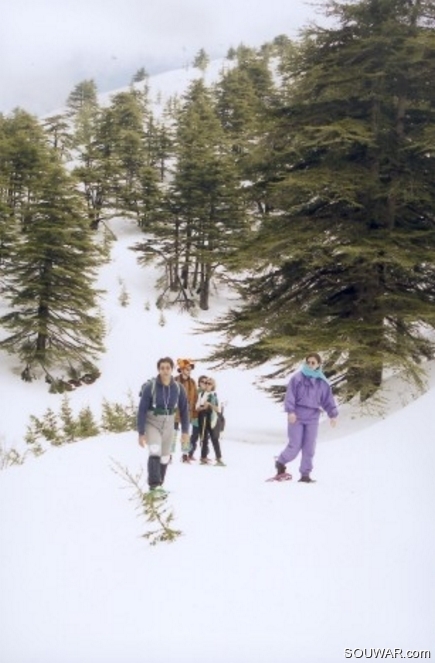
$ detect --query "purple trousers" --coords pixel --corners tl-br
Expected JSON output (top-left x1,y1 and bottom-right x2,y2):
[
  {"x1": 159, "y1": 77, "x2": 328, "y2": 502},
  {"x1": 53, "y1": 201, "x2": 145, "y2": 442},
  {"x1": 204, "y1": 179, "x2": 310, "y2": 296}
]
[{"x1": 278, "y1": 420, "x2": 319, "y2": 476}]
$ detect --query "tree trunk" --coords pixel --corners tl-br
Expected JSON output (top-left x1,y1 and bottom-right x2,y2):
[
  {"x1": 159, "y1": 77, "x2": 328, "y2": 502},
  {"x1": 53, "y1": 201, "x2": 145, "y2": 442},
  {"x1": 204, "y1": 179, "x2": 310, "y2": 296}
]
[{"x1": 198, "y1": 261, "x2": 211, "y2": 310}]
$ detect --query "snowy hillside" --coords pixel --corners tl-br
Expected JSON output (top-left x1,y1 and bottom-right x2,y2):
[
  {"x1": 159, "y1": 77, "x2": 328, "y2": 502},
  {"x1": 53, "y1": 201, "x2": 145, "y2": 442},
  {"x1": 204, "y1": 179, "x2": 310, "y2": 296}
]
[
  {"x1": 44, "y1": 58, "x2": 230, "y2": 120},
  {"x1": 1, "y1": 214, "x2": 434, "y2": 663},
  {"x1": 1, "y1": 62, "x2": 435, "y2": 663}
]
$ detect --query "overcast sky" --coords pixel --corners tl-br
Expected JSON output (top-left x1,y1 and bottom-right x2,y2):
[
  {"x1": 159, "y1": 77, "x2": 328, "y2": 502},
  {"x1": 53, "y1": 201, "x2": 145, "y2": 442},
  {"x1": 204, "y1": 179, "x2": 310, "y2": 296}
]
[{"x1": 1, "y1": 0, "x2": 319, "y2": 116}]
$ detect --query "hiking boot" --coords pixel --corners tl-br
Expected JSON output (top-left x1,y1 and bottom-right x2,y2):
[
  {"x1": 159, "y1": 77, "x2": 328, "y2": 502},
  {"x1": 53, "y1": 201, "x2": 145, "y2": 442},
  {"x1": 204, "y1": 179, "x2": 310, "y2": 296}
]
[
  {"x1": 181, "y1": 454, "x2": 189, "y2": 463},
  {"x1": 298, "y1": 475, "x2": 316, "y2": 483},
  {"x1": 275, "y1": 472, "x2": 292, "y2": 482},
  {"x1": 215, "y1": 459, "x2": 226, "y2": 466},
  {"x1": 275, "y1": 460, "x2": 286, "y2": 475},
  {"x1": 148, "y1": 486, "x2": 168, "y2": 498},
  {"x1": 200, "y1": 458, "x2": 209, "y2": 465}
]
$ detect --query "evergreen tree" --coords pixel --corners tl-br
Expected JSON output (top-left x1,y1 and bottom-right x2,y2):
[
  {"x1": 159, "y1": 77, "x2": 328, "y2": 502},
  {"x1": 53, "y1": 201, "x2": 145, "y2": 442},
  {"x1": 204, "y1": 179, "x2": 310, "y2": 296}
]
[
  {"x1": 135, "y1": 79, "x2": 247, "y2": 310},
  {"x1": 97, "y1": 90, "x2": 162, "y2": 227},
  {"x1": 43, "y1": 113, "x2": 73, "y2": 160},
  {"x1": 0, "y1": 111, "x2": 50, "y2": 292},
  {"x1": 60, "y1": 395, "x2": 78, "y2": 442},
  {"x1": 131, "y1": 67, "x2": 148, "y2": 84},
  {"x1": 193, "y1": 48, "x2": 210, "y2": 72},
  {"x1": 76, "y1": 406, "x2": 100, "y2": 438},
  {"x1": 207, "y1": 0, "x2": 435, "y2": 401},
  {"x1": 66, "y1": 79, "x2": 98, "y2": 116},
  {"x1": 215, "y1": 50, "x2": 278, "y2": 209},
  {"x1": 0, "y1": 110, "x2": 50, "y2": 225},
  {"x1": 0, "y1": 131, "x2": 105, "y2": 379},
  {"x1": 153, "y1": 118, "x2": 174, "y2": 182},
  {"x1": 66, "y1": 80, "x2": 105, "y2": 229},
  {"x1": 0, "y1": 115, "x2": 18, "y2": 281}
]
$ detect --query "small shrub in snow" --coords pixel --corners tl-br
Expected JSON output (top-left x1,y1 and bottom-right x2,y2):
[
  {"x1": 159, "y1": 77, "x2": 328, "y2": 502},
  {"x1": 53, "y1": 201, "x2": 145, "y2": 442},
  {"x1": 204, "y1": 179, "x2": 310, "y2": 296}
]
[
  {"x1": 76, "y1": 406, "x2": 100, "y2": 439},
  {"x1": 111, "y1": 460, "x2": 182, "y2": 546},
  {"x1": 118, "y1": 280, "x2": 130, "y2": 307},
  {"x1": 101, "y1": 395, "x2": 136, "y2": 433},
  {"x1": 0, "y1": 444, "x2": 26, "y2": 469},
  {"x1": 60, "y1": 395, "x2": 79, "y2": 442}
]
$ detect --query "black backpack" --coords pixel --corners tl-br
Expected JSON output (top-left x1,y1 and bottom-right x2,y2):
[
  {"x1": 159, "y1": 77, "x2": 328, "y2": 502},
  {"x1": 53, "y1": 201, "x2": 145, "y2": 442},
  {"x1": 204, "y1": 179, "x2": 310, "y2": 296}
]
[{"x1": 217, "y1": 406, "x2": 225, "y2": 433}]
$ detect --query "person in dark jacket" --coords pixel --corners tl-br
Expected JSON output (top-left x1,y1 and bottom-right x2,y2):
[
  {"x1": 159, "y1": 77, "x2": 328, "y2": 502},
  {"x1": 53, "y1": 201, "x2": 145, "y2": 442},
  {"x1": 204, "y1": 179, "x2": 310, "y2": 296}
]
[
  {"x1": 188, "y1": 374, "x2": 208, "y2": 461},
  {"x1": 138, "y1": 357, "x2": 189, "y2": 491},
  {"x1": 198, "y1": 377, "x2": 224, "y2": 466},
  {"x1": 274, "y1": 353, "x2": 338, "y2": 483}
]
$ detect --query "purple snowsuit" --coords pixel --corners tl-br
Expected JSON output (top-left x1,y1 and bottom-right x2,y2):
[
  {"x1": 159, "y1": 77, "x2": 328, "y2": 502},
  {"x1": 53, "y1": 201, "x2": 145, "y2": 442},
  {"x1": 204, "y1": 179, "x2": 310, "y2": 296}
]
[{"x1": 277, "y1": 371, "x2": 338, "y2": 477}]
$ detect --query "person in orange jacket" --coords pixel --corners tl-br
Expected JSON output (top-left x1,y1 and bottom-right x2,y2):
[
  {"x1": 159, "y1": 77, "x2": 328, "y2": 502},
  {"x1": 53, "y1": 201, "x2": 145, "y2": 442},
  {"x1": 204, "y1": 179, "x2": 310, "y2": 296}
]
[{"x1": 172, "y1": 358, "x2": 198, "y2": 462}]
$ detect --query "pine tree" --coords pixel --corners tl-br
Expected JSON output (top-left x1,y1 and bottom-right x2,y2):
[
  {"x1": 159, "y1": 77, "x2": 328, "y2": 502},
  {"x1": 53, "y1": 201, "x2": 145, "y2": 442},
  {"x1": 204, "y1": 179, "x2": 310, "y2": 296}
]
[
  {"x1": 193, "y1": 48, "x2": 210, "y2": 72},
  {"x1": 66, "y1": 79, "x2": 98, "y2": 117},
  {"x1": 153, "y1": 119, "x2": 174, "y2": 182},
  {"x1": 76, "y1": 406, "x2": 100, "y2": 438},
  {"x1": 207, "y1": 0, "x2": 435, "y2": 401},
  {"x1": 66, "y1": 80, "x2": 105, "y2": 229},
  {"x1": 43, "y1": 113, "x2": 73, "y2": 160},
  {"x1": 131, "y1": 67, "x2": 148, "y2": 84},
  {"x1": 0, "y1": 115, "x2": 19, "y2": 283},
  {"x1": 0, "y1": 110, "x2": 50, "y2": 226},
  {"x1": 60, "y1": 395, "x2": 78, "y2": 442},
  {"x1": 215, "y1": 50, "x2": 278, "y2": 207},
  {"x1": 134, "y1": 79, "x2": 247, "y2": 310},
  {"x1": 97, "y1": 90, "x2": 162, "y2": 227},
  {"x1": 0, "y1": 127, "x2": 105, "y2": 379}
]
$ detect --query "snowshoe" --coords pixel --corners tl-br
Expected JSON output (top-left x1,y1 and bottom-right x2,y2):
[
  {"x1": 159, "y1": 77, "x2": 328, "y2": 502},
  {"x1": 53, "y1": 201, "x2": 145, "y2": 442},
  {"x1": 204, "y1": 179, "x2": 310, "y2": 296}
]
[{"x1": 265, "y1": 472, "x2": 292, "y2": 483}]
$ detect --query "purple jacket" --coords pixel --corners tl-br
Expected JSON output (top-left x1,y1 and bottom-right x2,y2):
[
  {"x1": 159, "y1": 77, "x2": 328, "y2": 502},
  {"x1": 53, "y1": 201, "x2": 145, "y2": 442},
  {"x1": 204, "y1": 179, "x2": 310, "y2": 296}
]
[{"x1": 284, "y1": 371, "x2": 338, "y2": 423}]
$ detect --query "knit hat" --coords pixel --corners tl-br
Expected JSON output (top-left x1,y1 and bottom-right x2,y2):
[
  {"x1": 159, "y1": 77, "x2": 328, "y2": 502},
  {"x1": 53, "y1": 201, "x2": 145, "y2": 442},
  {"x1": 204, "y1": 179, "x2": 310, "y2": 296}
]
[{"x1": 177, "y1": 358, "x2": 195, "y2": 372}]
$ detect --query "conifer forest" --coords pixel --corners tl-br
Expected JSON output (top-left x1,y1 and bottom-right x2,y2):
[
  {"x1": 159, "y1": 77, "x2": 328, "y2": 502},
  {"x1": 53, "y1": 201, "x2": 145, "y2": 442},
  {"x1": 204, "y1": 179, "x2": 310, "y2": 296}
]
[{"x1": 1, "y1": 0, "x2": 434, "y2": 403}]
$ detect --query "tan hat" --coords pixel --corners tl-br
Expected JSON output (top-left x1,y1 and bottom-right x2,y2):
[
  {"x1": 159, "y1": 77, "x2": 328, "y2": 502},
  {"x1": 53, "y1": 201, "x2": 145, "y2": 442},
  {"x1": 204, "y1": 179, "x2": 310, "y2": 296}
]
[{"x1": 177, "y1": 358, "x2": 195, "y2": 371}]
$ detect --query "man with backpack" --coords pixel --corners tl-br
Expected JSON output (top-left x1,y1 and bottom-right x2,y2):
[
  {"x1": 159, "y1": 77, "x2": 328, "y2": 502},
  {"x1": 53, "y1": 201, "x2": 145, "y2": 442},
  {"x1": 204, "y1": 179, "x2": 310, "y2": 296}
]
[{"x1": 138, "y1": 357, "x2": 190, "y2": 493}]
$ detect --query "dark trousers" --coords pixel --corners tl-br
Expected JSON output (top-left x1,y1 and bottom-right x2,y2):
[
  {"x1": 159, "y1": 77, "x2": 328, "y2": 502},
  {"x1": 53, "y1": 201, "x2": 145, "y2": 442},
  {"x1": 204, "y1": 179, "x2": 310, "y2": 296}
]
[
  {"x1": 198, "y1": 411, "x2": 222, "y2": 460},
  {"x1": 148, "y1": 456, "x2": 168, "y2": 488},
  {"x1": 189, "y1": 425, "x2": 200, "y2": 458}
]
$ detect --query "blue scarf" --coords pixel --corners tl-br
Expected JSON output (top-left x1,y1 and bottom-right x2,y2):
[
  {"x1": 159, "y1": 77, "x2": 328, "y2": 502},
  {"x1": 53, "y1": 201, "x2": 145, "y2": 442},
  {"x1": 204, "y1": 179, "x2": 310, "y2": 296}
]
[{"x1": 301, "y1": 363, "x2": 330, "y2": 383}]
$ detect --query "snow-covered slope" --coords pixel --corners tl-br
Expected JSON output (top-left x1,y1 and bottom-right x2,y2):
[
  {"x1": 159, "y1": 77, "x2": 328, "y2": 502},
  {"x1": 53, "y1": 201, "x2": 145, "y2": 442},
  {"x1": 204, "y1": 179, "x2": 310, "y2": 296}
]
[
  {"x1": 1, "y1": 216, "x2": 434, "y2": 663},
  {"x1": 43, "y1": 58, "x2": 230, "y2": 120}
]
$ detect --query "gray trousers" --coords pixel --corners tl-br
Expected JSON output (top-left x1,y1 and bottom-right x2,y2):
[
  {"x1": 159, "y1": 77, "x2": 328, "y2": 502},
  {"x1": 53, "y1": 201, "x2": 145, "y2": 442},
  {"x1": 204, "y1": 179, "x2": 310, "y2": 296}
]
[{"x1": 145, "y1": 412, "x2": 174, "y2": 488}]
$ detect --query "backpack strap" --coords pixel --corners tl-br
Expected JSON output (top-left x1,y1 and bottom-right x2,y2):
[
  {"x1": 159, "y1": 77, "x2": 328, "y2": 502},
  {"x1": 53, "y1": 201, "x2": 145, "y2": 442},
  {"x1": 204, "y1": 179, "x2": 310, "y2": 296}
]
[
  {"x1": 139, "y1": 378, "x2": 157, "y2": 410},
  {"x1": 150, "y1": 378, "x2": 157, "y2": 410},
  {"x1": 141, "y1": 378, "x2": 180, "y2": 410}
]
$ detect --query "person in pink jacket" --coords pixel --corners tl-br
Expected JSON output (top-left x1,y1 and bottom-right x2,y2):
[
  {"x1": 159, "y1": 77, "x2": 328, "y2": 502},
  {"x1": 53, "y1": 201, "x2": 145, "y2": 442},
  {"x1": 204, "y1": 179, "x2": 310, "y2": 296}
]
[{"x1": 274, "y1": 353, "x2": 338, "y2": 483}]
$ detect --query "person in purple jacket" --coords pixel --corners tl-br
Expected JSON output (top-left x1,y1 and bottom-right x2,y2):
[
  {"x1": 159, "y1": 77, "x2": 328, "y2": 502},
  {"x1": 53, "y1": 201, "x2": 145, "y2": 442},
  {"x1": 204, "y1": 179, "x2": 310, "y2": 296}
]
[
  {"x1": 138, "y1": 357, "x2": 190, "y2": 492},
  {"x1": 274, "y1": 353, "x2": 338, "y2": 483}
]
